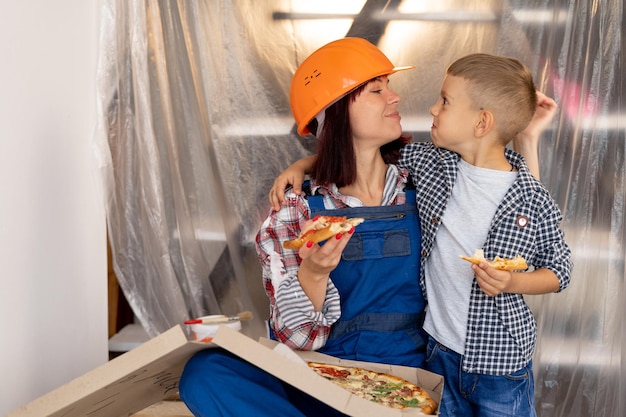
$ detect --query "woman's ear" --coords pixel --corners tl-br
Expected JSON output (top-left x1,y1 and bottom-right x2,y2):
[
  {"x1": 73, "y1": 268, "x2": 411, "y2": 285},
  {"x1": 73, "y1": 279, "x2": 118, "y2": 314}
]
[{"x1": 474, "y1": 110, "x2": 495, "y2": 137}]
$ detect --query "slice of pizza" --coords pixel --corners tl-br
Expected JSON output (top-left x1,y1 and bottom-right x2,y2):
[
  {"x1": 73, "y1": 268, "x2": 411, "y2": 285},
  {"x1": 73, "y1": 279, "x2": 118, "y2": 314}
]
[
  {"x1": 283, "y1": 216, "x2": 364, "y2": 250},
  {"x1": 459, "y1": 249, "x2": 528, "y2": 271},
  {"x1": 307, "y1": 362, "x2": 438, "y2": 414}
]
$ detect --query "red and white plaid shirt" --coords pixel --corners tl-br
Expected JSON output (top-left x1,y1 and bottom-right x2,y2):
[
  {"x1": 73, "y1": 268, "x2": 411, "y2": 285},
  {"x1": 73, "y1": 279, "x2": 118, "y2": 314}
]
[{"x1": 255, "y1": 165, "x2": 410, "y2": 350}]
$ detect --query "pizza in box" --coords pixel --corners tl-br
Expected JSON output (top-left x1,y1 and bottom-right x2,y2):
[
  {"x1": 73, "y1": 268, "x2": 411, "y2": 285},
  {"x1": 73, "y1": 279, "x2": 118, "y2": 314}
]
[{"x1": 307, "y1": 362, "x2": 438, "y2": 414}]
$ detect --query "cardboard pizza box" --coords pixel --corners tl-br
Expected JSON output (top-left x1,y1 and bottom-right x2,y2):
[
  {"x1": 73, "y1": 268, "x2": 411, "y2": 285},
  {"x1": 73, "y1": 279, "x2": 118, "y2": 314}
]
[
  {"x1": 7, "y1": 324, "x2": 443, "y2": 417},
  {"x1": 253, "y1": 337, "x2": 443, "y2": 416}
]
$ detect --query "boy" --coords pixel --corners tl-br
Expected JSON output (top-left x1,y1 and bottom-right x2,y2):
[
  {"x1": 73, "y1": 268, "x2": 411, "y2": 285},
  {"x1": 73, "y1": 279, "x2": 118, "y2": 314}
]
[
  {"x1": 271, "y1": 53, "x2": 571, "y2": 416},
  {"x1": 399, "y1": 53, "x2": 572, "y2": 416}
]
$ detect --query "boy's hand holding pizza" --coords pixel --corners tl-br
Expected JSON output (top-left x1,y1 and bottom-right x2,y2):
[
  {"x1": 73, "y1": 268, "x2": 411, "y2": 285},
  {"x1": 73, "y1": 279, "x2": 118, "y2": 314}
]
[
  {"x1": 472, "y1": 263, "x2": 516, "y2": 296},
  {"x1": 460, "y1": 249, "x2": 527, "y2": 296},
  {"x1": 460, "y1": 249, "x2": 561, "y2": 296}
]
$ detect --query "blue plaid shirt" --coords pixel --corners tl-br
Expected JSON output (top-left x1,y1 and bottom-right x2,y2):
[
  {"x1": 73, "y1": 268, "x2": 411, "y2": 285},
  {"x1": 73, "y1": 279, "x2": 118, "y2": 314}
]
[{"x1": 400, "y1": 142, "x2": 572, "y2": 375}]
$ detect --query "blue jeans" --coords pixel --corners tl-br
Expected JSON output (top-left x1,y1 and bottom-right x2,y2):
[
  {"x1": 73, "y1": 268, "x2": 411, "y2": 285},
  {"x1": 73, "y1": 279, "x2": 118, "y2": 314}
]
[{"x1": 425, "y1": 337, "x2": 536, "y2": 417}]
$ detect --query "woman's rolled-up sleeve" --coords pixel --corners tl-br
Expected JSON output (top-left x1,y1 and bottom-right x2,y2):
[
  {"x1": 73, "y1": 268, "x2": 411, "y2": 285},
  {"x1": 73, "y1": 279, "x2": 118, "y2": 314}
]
[{"x1": 255, "y1": 192, "x2": 341, "y2": 350}]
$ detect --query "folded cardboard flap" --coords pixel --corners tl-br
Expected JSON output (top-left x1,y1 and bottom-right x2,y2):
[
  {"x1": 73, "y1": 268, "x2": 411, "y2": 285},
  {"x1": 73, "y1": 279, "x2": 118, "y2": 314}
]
[{"x1": 7, "y1": 325, "x2": 207, "y2": 417}]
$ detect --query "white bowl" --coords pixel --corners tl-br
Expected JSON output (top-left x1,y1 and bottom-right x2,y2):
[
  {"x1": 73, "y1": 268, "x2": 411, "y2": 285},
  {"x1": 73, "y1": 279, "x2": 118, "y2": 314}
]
[{"x1": 189, "y1": 315, "x2": 242, "y2": 343}]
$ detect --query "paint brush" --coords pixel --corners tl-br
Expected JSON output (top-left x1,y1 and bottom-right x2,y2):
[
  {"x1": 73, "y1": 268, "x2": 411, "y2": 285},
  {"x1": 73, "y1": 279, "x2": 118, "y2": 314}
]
[{"x1": 184, "y1": 310, "x2": 253, "y2": 325}]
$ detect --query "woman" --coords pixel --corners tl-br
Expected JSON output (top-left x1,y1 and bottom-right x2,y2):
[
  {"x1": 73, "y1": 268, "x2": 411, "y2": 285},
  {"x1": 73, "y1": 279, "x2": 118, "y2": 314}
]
[{"x1": 179, "y1": 37, "x2": 426, "y2": 417}]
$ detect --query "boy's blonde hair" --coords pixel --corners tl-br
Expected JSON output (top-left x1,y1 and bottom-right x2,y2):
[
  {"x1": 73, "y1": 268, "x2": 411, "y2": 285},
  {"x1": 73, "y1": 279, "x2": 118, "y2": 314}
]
[{"x1": 447, "y1": 53, "x2": 537, "y2": 143}]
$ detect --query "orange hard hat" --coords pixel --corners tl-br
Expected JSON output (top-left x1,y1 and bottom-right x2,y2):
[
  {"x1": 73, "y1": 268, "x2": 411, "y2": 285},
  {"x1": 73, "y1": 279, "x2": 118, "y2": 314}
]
[{"x1": 290, "y1": 37, "x2": 415, "y2": 136}]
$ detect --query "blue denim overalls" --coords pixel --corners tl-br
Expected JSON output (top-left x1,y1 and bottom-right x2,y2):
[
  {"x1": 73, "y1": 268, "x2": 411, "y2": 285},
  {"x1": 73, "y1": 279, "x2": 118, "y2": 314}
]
[
  {"x1": 179, "y1": 184, "x2": 426, "y2": 417},
  {"x1": 307, "y1": 185, "x2": 426, "y2": 367}
]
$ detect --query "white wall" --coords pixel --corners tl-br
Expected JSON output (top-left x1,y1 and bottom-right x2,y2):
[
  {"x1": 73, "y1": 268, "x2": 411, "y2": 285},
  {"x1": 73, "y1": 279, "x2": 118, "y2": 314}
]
[{"x1": 0, "y1": 1, "x2": 107, "y2": 414}]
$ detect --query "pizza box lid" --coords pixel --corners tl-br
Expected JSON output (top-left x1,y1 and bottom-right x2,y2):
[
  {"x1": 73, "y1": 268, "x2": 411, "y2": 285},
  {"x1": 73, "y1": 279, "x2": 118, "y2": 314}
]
[
  {"x1": 6, "y1": 324, "x2": 204, "y2": 417},
  {"x1": 7, "y1": 324, "x2": 443, "y2": 417}
]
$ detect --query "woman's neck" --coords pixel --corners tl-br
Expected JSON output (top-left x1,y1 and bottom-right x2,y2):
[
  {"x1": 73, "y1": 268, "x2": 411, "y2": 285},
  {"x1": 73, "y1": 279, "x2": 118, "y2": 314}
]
[{"x1": 338, "y1": 154, "x2": 388, "y2": 206}]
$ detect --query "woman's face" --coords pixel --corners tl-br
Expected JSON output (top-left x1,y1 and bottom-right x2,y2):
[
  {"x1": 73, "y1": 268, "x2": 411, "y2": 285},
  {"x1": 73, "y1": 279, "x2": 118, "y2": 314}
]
[{"x1": 348, "y1": 76, "x2": 403, "y2": 148}]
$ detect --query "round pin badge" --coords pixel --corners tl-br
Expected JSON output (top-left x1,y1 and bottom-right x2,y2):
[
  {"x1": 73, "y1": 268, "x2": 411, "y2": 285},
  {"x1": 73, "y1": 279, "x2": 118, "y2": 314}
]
[{"x1": 516, "y1": 215, "x2": 529, "y2": 228}]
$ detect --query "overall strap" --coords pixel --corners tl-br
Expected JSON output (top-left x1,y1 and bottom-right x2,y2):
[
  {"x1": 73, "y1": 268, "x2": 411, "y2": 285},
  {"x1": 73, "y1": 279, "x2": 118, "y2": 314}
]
[
  {"x1": 303, "y1": 180, "x2": 326, "y2": 211},
  {"x1": 405, "y1": 174, "x2": 416, "y2": 205}
]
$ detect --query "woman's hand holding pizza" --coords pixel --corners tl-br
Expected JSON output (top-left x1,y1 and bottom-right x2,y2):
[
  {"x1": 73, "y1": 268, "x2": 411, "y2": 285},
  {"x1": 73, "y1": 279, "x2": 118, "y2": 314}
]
[
  {"x1": 298, "y1": 227, "x2": 354, "y2": 279},
  {"x1": 295, "y1": 220, "x2": 355, "y2": 310}
]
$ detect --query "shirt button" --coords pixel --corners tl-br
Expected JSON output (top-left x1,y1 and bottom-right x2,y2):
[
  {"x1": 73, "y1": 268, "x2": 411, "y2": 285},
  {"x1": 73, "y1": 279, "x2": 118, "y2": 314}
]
[
  {"x1": 421, "y1": 250, "x2": 427, "y2": 257},
  {"x1": 431, "y1": 217, "x2": 438, "y2": 223}
]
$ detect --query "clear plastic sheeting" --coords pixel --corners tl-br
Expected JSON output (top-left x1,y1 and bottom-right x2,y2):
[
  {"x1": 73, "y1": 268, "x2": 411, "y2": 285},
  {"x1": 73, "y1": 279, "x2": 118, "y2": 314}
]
[{"x1": 94, "y1": 1, "x2": 624, "y2": 416}]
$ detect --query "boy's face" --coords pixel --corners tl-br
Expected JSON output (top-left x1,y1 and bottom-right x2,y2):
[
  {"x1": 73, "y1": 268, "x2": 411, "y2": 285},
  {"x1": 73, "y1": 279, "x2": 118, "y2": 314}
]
[
  {"x1": 349, "y1": 76, "x2": 403, "y2": 148},
  {"x1": 428, "y1": 75, "x2": 480, "y2": 152}
]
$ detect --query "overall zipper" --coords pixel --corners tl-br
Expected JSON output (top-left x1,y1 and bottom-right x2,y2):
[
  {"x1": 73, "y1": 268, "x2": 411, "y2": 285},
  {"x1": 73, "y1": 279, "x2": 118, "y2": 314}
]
[{"x1": 360, "y1": 213, "x2": 407, "y2": 221}]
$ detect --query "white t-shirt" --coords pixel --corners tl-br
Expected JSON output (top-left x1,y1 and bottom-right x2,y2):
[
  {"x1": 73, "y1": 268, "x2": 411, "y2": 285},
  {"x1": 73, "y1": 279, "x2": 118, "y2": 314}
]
[{"x1": 423, "y1": 159, "x2": 517, "y2": 354}]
